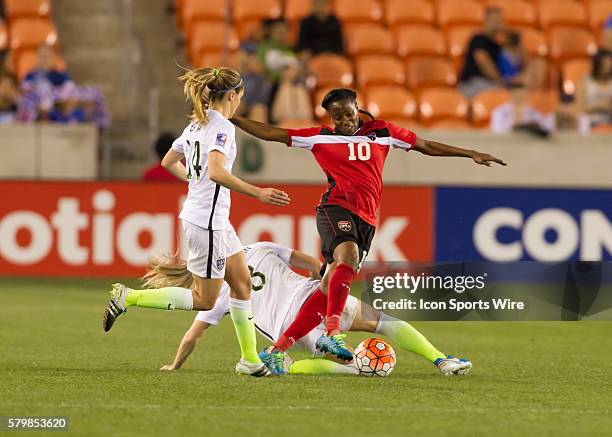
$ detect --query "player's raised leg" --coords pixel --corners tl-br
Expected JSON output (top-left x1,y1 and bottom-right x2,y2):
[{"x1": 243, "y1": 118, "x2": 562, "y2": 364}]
[
  {"x1": 224, "y1": 247, "x2": 270, "y2": 376},
  {"x1": 351, "y1": 301, "x2": 472, "y2": 376},
  {"x1": 315, "y1": 242, "x2": 358, "y2": 361}
]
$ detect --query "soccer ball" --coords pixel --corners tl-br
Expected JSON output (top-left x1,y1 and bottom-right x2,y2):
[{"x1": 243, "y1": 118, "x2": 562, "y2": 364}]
[{"x1": 353, "y1": 337, "x2": 396, "y2": 377}]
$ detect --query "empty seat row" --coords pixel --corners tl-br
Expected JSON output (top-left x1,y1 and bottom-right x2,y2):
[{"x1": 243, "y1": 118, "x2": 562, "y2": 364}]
[{"x1": 178, "y1": 0, "x2": 611, "y2": 34}]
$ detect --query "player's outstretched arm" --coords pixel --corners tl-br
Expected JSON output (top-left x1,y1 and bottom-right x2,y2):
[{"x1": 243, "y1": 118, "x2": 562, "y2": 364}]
[
  {"x1": 413, "y1": 137, "x2": 507, "y2": 167},
  {"x1": 230, "y1": 116, "x2": 290, "y2": 144},
  {"x1": 160, "y1": 321, "x2": 209, "y2": 371},
  {"x1": 289, "y1": 250, "x2": 324, "y2": 280},
  {"x1": 208, "y1": 151, "x2": 291, "y2": 206}
]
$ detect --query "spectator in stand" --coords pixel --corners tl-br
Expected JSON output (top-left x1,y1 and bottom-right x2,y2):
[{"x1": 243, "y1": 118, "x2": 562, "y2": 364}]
[
  {"x1": 142, "y1": 132, "x2": 178, "y2": 182},
  {"x1": 295, "y1": 0, "x2": 344, "y2": 60},
  {"x1": 48, "y1": 82, "x2": 85, "y2": 124},
  {"x1": 257, "y1": 19, "x2": 299, "y2": 85},
  {"x1": 237, "y1": 41, "x2": 271, "y2": 122},
  {"x1": 460, "y1": 7, "x2": 546, "y2": 99},
  {"x1": 577, "y1": 17, "x2": 612, "y2": 132},
  {"x1": 459, "y1": 7, "x2": 506, "y2": 98},
  {"x1": 22, "y1": 44, "x2": 71, "y2": 91},
  {"x1": 0, "y1": 50, "x2": 19, "y2": 124}
]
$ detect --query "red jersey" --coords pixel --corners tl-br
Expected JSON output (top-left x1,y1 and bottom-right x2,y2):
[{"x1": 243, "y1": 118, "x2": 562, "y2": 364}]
[{"x1": 288, "y1": 120, "x2": 416, "y2": 226}]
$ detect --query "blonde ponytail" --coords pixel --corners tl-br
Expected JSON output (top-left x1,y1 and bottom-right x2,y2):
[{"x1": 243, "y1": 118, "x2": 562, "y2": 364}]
[
  {"x1": 178, "y1": 66, "x2": 243, "y2": 125},
  {"x1": 141, "y1": 253, "x2": 194, "y2": 289}
]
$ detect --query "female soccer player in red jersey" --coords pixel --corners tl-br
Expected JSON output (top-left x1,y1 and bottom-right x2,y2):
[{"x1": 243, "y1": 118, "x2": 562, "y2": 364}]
[{"x1": 231, "y1": 88, "x2": 505, "y2": 372}]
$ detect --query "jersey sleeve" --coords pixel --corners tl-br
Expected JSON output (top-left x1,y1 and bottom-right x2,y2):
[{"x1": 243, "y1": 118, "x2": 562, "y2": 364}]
[
  {"x1": 287, "y1": 127, "x2": 322, "y2": 150},
  {"x1": 207, "y1": 121, "x2": 235, "y2": 155},
  {"x1": 387, "y1": 122, "x2": 417, "y2": 152},
  {"x1": 171, "y1": 135, "x2": 184, "y2": 154},
  {"x1": 194, "y1": 286, "x2": 230, "y2": 325},
  {"x1": 251, "y1": 242, "x2": 293, "y2": 265}
]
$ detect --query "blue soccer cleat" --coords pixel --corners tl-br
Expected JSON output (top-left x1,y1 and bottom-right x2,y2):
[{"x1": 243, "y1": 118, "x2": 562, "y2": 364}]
[
  {"x1": 434, "y1": 355, "x2": 472, "y2": 376},
  {"x1": 315, "y1": 334, "x2": 354, "y2": 362},
  {"x1": 259, "y1": 347, "x2": 287, "y2": 376}
]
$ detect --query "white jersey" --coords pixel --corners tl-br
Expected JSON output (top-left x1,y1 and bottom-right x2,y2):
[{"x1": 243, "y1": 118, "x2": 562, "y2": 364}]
[
  {"x1": 195, "y1": 242, "x2": 359, "y2": 355},
  {"x1": 172, "y1": 109, "x2": 237, "y2": 230},
  {"x1": 196, "y1": 242, "x2": 320, "y2": 342}
]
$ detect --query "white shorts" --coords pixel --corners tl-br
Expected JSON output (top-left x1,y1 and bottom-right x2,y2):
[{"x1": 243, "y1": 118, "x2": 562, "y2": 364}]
[
  {"x1": 182, "y1": 220, "x2": 243, "y2": 279},
  {"x1": 295, "y1": 295, "x2": 360, "y2": 357}
]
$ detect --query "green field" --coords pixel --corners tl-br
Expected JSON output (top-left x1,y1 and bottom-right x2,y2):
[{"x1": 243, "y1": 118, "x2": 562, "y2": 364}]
[{"x1": 1, "y1": 278, "x2": 611, "y2": 436}]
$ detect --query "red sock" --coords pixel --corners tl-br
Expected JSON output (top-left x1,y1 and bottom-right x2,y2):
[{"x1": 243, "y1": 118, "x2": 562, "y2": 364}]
[
  {"x1": 325, "y1": 263, "x2": 356, "y2": 334},
  {"x1": 272, "y1": 290, "x2": 327, "y2": 352}
]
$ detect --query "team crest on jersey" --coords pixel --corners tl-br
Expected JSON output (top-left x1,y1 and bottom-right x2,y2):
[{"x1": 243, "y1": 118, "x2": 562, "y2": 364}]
[
  {"x1": 216, "y1": 257, "x2": 226, "y2": 270},
  {"x1": 215, "y1": 132, "x2": 227, "y2": 147},
  {"x1": 338, "y1": 220, "x2": 352, "y2": 232},
  {"x1": 366, "y1": 132, "x2": 377, "y2": 141}
]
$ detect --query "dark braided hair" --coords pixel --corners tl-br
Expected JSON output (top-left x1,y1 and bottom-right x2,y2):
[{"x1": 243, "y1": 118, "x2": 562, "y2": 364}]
[{"x1": 321, "y1": 88, "x2": 375, "y2": 121}]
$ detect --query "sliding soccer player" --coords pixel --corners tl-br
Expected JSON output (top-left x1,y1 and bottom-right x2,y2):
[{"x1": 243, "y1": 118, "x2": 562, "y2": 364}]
[{"x1": 149, "y1": 242, "x2": 472, "y2": 376}]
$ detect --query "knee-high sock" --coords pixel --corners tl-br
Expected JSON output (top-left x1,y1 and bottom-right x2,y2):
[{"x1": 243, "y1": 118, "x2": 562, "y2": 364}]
[
  {"x1": 376, "y1": 313, "x2": 446, "y2": 363},
  {"x1": 229, "y1": 297, "x2": 261, "y2": 364},
  {"x1": 326, "y1": 263, "x2": 356, "y2": 334},
  {"x1": 273, "y1": 290, "x2": 327, "y2": 352},
  {"x1": 288, "y1": 359, "x2": 358, "y2": 375},
  {"x1": 125, "y1": 287, "x2": 193, "y2": 310}
]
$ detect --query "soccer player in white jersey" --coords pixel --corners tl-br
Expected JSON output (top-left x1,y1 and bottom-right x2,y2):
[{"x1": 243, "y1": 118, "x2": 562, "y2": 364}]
[
  {"x1": 144, "y1": 242, "x2": 472, "y2": 376},
  {"x1": 102, "y1": 67, "x2": 290, "y2": 377}
]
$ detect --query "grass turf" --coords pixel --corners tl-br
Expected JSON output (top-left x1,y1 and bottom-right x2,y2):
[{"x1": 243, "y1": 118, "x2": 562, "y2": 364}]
[{"x1": 1, "y1": 278, "x2": 611, "y2": 436}]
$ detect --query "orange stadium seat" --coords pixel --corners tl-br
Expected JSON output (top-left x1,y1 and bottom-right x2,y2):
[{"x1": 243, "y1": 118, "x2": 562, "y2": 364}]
[
  {"x1": 526, "y1": 89, "x2": 559, "y2": 115},
  {"x1": 233, "y1": 0, "x2": 282, "y2": 23},
  {"x1": 365, "y1": 85, "x2": 417, "y2": 119},
  {"x1": 471, "y1": 88, "x2": 513, "y2": 128},
  {"x1": 313, "y1": 86, "x2": 365, "y2": 120},
  {"x1": 446, "y1": 25, "x2": 480, "y2": 71},
  {"x1": 516, "y1": 27, "x2": 549, "y2": 58},
  {"x1": 188, "y1": 22, "x2": 239, "y2": 64},
  {"x1": 418, "y1": 88, "x2": 469, "y2": 127},
  {"x1": 406, "y1": 57, "x2": 457, "y2": 90},
  {"x1": 538, "y1": 0, "x2": 588, "y2": 31},
  {"x1": 395, "y1": 25, "x2": 447, "y2": 58},
  {"x1": 308, "y1": 54, "x2": 354, "y2": 88},
  {"x1": 588, "y1": 0, "x2": 612, "y2": 32},
  {"x1": 4, "y1": 0, "x2": 51, "y2": 20},
  {"x1": 355, "y1": 55, "x2": 406, "y2": 87},
  {"x1": 14, "y1": 49, "x2": 66, "y2": 81},
  {"x1": 486, "y1": 0, "x2": 537, "y2": 28},
  {"x1": 285, "y1": 0, "x2": 314, "y2": 22},
  {"x1": 196, "y1": 51, "x2": 239, "y2": 69},
  {"x1": 346, "y1": 25, "x2": 395, "y2": 56},
  {"x1": 181, "y1": 0, "x2": 227, "y2": 36},
  {"x1": 0, "y1": 23, "x2": 7, "y2": 50},
  {"x1": 384, "y1": 0, "x2": 435, "y2": 28},
  {"x1": 437, "y1": 0, "x2": 484, "y2": 29},
  {"x1": 549, "y1": 27, "x2": 597, "y2": 67},
  {"x1": 9, "y1": 19, "x2": 58, "y2": 52},
  {"x1": 334, "y1": 0, "x2": 383, "y2": 24},
  {"x1": 562, "y1": 59, "x2": 592, "y2": 96}
]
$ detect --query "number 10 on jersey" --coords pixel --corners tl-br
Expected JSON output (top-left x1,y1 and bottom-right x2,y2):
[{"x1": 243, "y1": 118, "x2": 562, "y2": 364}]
[{"x1": 348, "y1": 142, "x2": 371, "y2": 161}]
